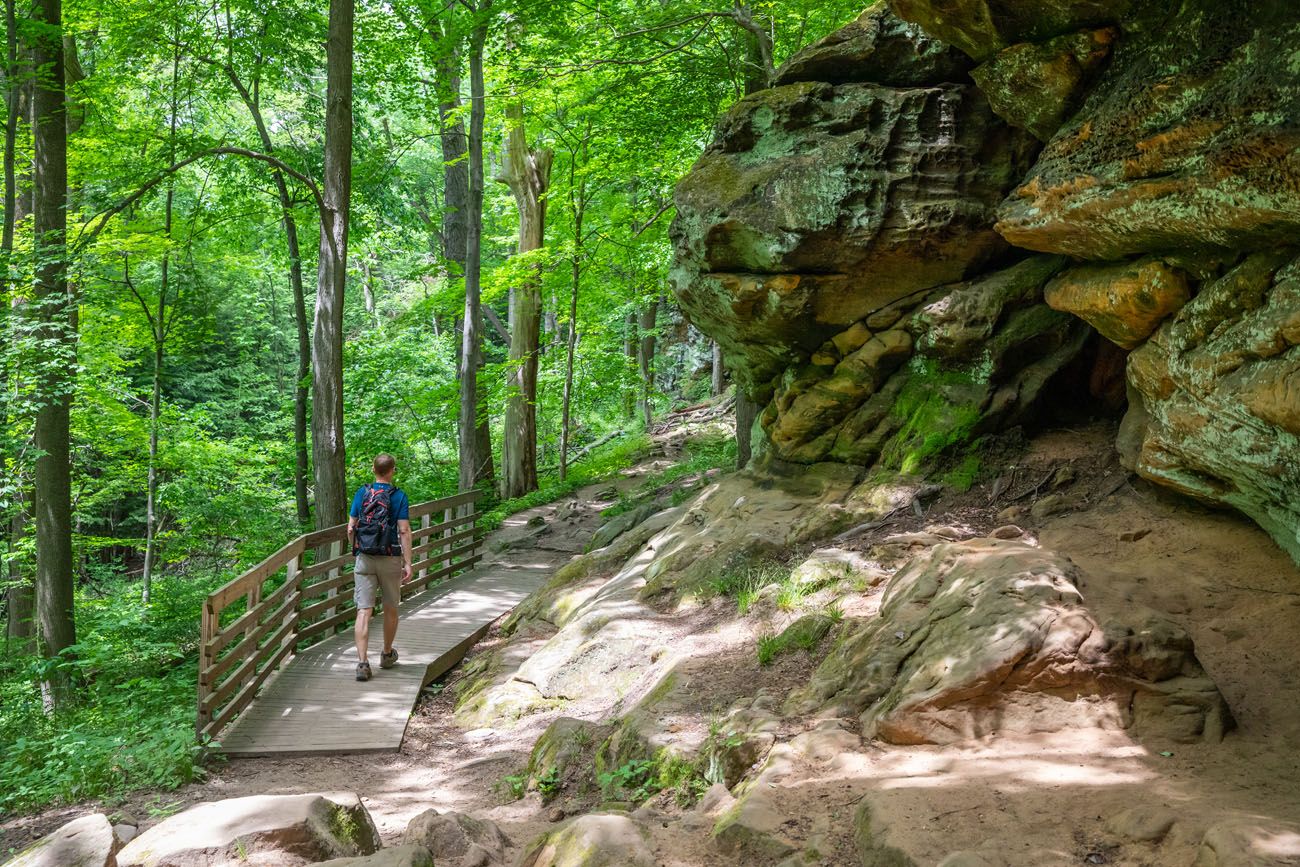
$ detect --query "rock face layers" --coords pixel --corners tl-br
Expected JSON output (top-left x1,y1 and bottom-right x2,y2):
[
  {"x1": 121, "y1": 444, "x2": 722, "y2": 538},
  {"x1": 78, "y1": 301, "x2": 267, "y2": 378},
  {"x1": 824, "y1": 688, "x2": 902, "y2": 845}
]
[
  {"x1": 1126, "y1": 251, "x2": 1300, "y2": 560},
  {"x1": 671, "y1": 5, "x2": 1039, "y2": 398},
  {"x1": 671, "y1": 0, "x2": 1300, "y2": 559},
  {"x1": 996, "y1": 1, "x2": 1300, "y2": 260},
  {"x1": 794, "y1": 538, "x2": 1231, "y2": 745}
]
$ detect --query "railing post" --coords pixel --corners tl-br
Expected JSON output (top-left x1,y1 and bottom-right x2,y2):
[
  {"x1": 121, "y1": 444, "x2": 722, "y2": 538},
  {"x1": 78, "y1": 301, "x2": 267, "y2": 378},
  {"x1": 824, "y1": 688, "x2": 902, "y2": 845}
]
[
  {"x1": 197, "y1": 598, "x2": 216, "y2": 738},
  {"x1": 443, "y1": 506, "x2": 454, "y2": 573},
  {"x1": 418, "y1": 512, "x2": 431, "y2": 584},
  {"x1": 325, "y1": 538, "x2": 342, "y2": 625},
  {"x1": 286, "y1": 553, "x2": 301, "y2": 651}
]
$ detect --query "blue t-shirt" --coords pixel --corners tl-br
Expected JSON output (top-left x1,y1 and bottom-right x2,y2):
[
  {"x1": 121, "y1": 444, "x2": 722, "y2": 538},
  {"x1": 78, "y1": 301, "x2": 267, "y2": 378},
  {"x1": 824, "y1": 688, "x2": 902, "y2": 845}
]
[{"x1": 349, "y1": 483, "x2": 410, "y2": 522}]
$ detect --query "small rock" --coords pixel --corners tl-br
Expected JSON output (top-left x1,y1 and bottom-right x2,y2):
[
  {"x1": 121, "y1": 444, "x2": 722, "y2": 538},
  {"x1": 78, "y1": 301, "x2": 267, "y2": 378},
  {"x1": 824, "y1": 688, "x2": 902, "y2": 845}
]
[
  {"x1": 991, "y1": 525, "x2": 1023, "y2": 539},
  {"x1": 316, "y1": 845, "x2": 435, "y2": 867},
  {"x1": 7, "y1": 814, "x2": 119, "y2": 867},
  {"x1": 405, "y1": 809, "x2": 509, "y2": 863},
  {"x1": 113, "y1": 823, "x2": 139, "y2": 845},
  {"x1": 1051, "y1": 465, "x2": 1077, "y2": 489},
  {"x1": 519, "y1": 814, "x2": 655, "y2": 867},
  {"x1": 1119, "y1": 528, "x2": 1151, "y2": 543},
  {"x1": 461, "y1": 843, "x2": 493, "y2": 867},
  {"x1": 527, "y1": 515, "x2": 546, "y2": 527},
  {"x1": 996, "y1": 505, "x2": 1025, "y2": 522},
  {"x1": 924, "y1": 525, "x2": 963, "y2": 540},
  {"x1": 1105, "y1": 805, "x2": 1177, "y2": 843},
  {"x1": 1030, "y1": 493, "x2": 1073, "y2": 520},
  {"x1": 696, "y1": 783, "x2": 735, "y2": 817},
  {"x1": 547, "y1": 807, "x2": 567, "y2": 823}
]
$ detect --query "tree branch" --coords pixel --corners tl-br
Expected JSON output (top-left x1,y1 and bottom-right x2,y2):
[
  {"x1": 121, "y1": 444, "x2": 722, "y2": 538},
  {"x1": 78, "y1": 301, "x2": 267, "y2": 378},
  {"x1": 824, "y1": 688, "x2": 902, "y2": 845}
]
[{"x1": 74, "y1": 147, "x2": 323, "y2": 253}]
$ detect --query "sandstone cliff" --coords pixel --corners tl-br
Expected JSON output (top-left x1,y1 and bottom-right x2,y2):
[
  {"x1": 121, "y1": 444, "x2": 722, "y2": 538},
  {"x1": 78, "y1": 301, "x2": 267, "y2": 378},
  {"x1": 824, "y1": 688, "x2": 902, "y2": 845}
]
[{"x1": 671, "y1": 0, "x2": 1300, "y2": 561}]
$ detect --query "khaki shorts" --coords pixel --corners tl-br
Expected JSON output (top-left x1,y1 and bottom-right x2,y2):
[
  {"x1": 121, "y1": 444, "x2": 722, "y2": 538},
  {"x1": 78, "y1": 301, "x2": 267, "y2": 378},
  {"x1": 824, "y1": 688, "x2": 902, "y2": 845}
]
[{"x1": 354, "y1": 554, "x2": 402, "y2": 610}]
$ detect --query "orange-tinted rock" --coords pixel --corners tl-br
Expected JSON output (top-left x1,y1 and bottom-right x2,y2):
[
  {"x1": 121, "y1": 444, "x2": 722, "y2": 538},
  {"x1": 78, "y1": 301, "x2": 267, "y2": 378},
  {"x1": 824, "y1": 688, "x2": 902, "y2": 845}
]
[
  {"x1": 1125, "y1": 249, "x2": 1300, "y2": 561},
  {"x1": 1044, "y1": 257, "x2": 1190, "y2": 348}
]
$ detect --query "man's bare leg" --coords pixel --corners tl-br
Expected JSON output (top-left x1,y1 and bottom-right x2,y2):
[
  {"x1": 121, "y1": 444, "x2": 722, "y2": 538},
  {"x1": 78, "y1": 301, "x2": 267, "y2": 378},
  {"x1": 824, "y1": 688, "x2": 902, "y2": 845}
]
[
  {"x1": 355, "y1": 607, "x2": 373, "y2": 663},
  {"x1": 382, "y1": 604, "x2": 398, "y2": 654}
]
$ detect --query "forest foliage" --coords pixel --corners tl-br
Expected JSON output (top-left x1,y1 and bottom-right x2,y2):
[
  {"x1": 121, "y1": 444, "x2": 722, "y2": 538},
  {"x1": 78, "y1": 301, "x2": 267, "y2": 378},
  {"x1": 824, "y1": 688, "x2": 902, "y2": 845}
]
[{"x1": 0, "y1": 0, "x2": 859, "y2": 817}]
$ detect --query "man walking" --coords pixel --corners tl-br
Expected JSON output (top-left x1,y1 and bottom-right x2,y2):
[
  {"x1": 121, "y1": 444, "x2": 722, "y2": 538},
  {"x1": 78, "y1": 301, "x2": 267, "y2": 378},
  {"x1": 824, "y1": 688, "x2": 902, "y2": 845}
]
[{"x1": 348, "y1": 453, "x2": 413, "y2": 681}]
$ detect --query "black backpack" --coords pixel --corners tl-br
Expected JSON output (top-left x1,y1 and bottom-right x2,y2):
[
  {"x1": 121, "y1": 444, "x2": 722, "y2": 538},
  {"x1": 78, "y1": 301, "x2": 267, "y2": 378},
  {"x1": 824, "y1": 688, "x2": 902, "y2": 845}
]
[{"x1": 354, "y1": 484, "x2": 401, "y2": 556}]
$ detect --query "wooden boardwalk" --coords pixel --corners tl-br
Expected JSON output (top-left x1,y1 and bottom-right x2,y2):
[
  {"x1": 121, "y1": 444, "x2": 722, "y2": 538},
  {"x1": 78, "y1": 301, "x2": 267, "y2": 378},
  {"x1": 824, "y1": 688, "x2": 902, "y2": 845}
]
[{"x1": 216, "y1": 561, "x2": 547, "y2": 758}]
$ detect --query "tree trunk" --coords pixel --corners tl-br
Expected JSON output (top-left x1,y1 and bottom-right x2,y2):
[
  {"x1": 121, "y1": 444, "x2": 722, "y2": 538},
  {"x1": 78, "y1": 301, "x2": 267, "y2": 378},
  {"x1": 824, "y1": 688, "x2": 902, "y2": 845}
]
[
  {"x1": 636, "y1": 301, "x2": 658, "y2": 429},
  {"x1": 2, "y1": 0, "x2": 16, "y2": 260},
  {"x1": 31, "y1": 0, "x2": 75, "y2": 707},
  {"x1": 735, "y1": 392, "x2": 757, "y2": 469},
  {"x1": 711, "y1": 340, "x2": 724, "y2": 396},
  {"x1": 310, "y1": 0, "x2": 353, "y2": 530},
  {"x1": 623, "y1": 311, "x2": 636, "y2": 420},
  {"x1": 142, "y1": 45, "x2": 180, "y2": 605},
  {"x1": 225, "y1": 67, "x2": 314, "y2": 527},
  {"x1": 559, "y1": 236, "x2": 581, "y2": 481},
  {"x1": 497, "y1": 100, "x2": 552, "y2": 499},
  {"x1": 457, "y1": 10, "x2": 489, "y2": 493},
  {"x1": 5, "y1": 508, "x2": 33, "y2": 652}
]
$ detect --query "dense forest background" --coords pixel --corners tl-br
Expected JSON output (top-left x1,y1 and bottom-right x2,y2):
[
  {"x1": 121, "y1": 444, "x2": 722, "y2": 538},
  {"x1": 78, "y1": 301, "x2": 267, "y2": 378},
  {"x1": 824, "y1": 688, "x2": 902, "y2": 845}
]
[{"x1": 0, "y1": 0, "x2": 860, "y2": 816}]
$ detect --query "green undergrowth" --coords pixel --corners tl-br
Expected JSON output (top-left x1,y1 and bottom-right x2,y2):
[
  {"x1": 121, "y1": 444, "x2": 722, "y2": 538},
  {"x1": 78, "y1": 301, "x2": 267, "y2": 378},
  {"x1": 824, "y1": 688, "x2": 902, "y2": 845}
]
[
  {"x1": 700, "y1": 557, "x2": 790, "y2": 614},
  {"x1": 597, "y1": 749, "x2": 709, "y2": 807},
  {"x1": 0, "y1": 571, "x2": 225, "y2": 817},
  {"x1": 756, "y1": 608, "x2": 841, "y2": 666},
  {"x1": 601, "y1": 428, "x2": 736, "y2": 519},
  {"x1": 479, "y1": 433, "x2": 654, "y2": 531}
]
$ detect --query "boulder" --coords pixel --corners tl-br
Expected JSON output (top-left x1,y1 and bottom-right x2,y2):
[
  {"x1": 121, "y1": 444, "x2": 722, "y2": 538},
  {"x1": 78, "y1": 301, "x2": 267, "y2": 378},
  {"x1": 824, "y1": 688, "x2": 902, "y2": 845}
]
[
  {"x1": 7, "y1": 814, "x2": 119, "y2": 867},
  {"x1": 404, "y1": 810, "x2": 509, "y2": 864},
  {"x1": 1125, "y1": 250, "x2": 1300, "y2": 561},
  {"x1": 116, "y1": 793, "x2": 380, "y2": 867},
  {"x1": 792, "y1": 538, "x2": 1231, "y2": 744},
  {"x1": 998, "y1": 1, "x2": 1300, "y2": 260},
  {"x1": 672, "y1": 22, "x2": 1037, "y2": 397},
  {"x1": 971, "y1": 26, "x2": 1116, "y2": 140},
  {"x1": 517, "y1": 814, "x2": 655, "y2": 867},
  {"x1": 315, "y1": 846, "x2": 434, "y2": 867},
  {"x1": 772, "y1": 5, "x2": 972, "y2": 87},
  {"x1": 587, "y1": 503, "x2": 657, "y2": 552},
  {"x1": 1044, "y1": 257, "x2": 1191, "y2": 348},
  {"x1": 889, "y1": 0, "x2": 1131, "y2": 61}
]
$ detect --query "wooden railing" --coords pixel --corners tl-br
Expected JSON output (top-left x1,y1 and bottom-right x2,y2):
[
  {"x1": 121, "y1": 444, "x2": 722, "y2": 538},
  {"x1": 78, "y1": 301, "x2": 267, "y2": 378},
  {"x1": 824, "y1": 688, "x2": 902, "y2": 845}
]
[{"x1": 196, "y1": 490, "x2": 484, "y2": 742}]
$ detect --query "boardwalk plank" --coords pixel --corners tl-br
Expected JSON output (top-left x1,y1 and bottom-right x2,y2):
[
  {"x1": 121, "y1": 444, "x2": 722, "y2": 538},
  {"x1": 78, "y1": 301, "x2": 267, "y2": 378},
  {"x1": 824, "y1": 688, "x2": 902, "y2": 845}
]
[{"x1": 216, "y1": 562, "x2": 546, "y2": 758}]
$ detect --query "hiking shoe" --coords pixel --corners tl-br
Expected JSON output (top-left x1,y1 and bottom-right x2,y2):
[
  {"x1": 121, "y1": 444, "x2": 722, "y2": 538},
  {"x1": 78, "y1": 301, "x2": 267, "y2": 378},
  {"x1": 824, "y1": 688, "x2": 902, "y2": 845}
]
[
  {"x1": 380, "y1": 649, "x2": 399, "y2": 669},
  {"x1": 356, "y1": 662, "x2": 372, "y2": 681}
]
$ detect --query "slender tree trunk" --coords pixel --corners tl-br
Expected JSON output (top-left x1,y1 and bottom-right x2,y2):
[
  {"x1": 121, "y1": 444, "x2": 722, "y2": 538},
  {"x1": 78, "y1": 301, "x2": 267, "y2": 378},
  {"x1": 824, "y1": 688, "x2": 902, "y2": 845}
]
[
  {"x1": 559, "y1": 237, "x2": 581, "y2": 482},
  {"x1": 458, "y1": 11, "x2": 489, "y2": 493},
  {"x1": 433, "y1": 40, "x2": 495, "y2": 488},
  {"x1": 1, "y1": 0, "x2": 28, "y2": 650},
  {"x1": 636, "y1": 301, "x2": 658, "y2": 429},
  {"x1": 623, "y1": 311, "x2": 636, "y2": 420},
  {"x1": 31, "y1": 0, "x2": 74, "y2": 707},
  {"x1": 142, "y1": 45, "x2": 180, "y2": 605},
  {"x1": 225, "y1": 72, "x2": 313, "y2": 526},
  {"x1": 711, "y1": 340, "x2": 725, "y2": 396},
  {"x1": 735, "y1": 392, "x2": 757, "y2": 469},
  {"x1": 5, "y1": 508, "x2": 33, "y2": 651},
  {"x1": 497, "y1": 101, "x2": 552, "y2": 498},
  {"x1": 310, "y1": 0, "x2": 353, "y2": 529}
]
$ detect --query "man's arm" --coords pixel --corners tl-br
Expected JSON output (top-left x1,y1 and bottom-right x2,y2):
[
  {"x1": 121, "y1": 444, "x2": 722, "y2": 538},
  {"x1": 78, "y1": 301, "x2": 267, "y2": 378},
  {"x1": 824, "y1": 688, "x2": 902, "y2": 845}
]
[
  {"x1": 347, "y1": 516, "x2": 357, "y2": 551},
  {"x1": 399, "y1": 519, "x2": 413, "y2": 582}
]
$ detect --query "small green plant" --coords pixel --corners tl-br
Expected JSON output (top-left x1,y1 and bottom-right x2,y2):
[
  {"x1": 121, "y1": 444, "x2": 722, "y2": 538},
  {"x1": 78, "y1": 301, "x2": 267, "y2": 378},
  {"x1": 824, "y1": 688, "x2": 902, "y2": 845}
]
[
  {"x1": 775, "y1": 579, "x2": 810, "y2": 612},
  {"x1": 234, "y1": 837, "x2": 249, "y2": 861},
  {"x1": 328, "y1": 806, "x2": 359, "y2": 848},
  {"x1": 703, "y1": 558, "x2": 789, "y2": 614},
  {"x1": 536, "y1": 766, "x2": 562, "y2": 802},
  {"x1": 824, "y1": 601, "x2": 845, "y2": 624},
  {"x1": 598, "y1": 758, "x2": 660, "y2": 802},
  {"x1": 756, "y1": 632, "x2": 782, "y2": 666},
  {"x1": 498, "y1": 772, "x2": 528, "y2": 801}
]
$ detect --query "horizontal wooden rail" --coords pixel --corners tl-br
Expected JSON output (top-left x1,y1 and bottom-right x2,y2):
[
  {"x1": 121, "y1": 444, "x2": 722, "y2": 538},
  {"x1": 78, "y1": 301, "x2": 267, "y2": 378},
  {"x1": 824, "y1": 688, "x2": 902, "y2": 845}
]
[{"x1": 197, "y1": 489, "x2": 484, "y2": 743}]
